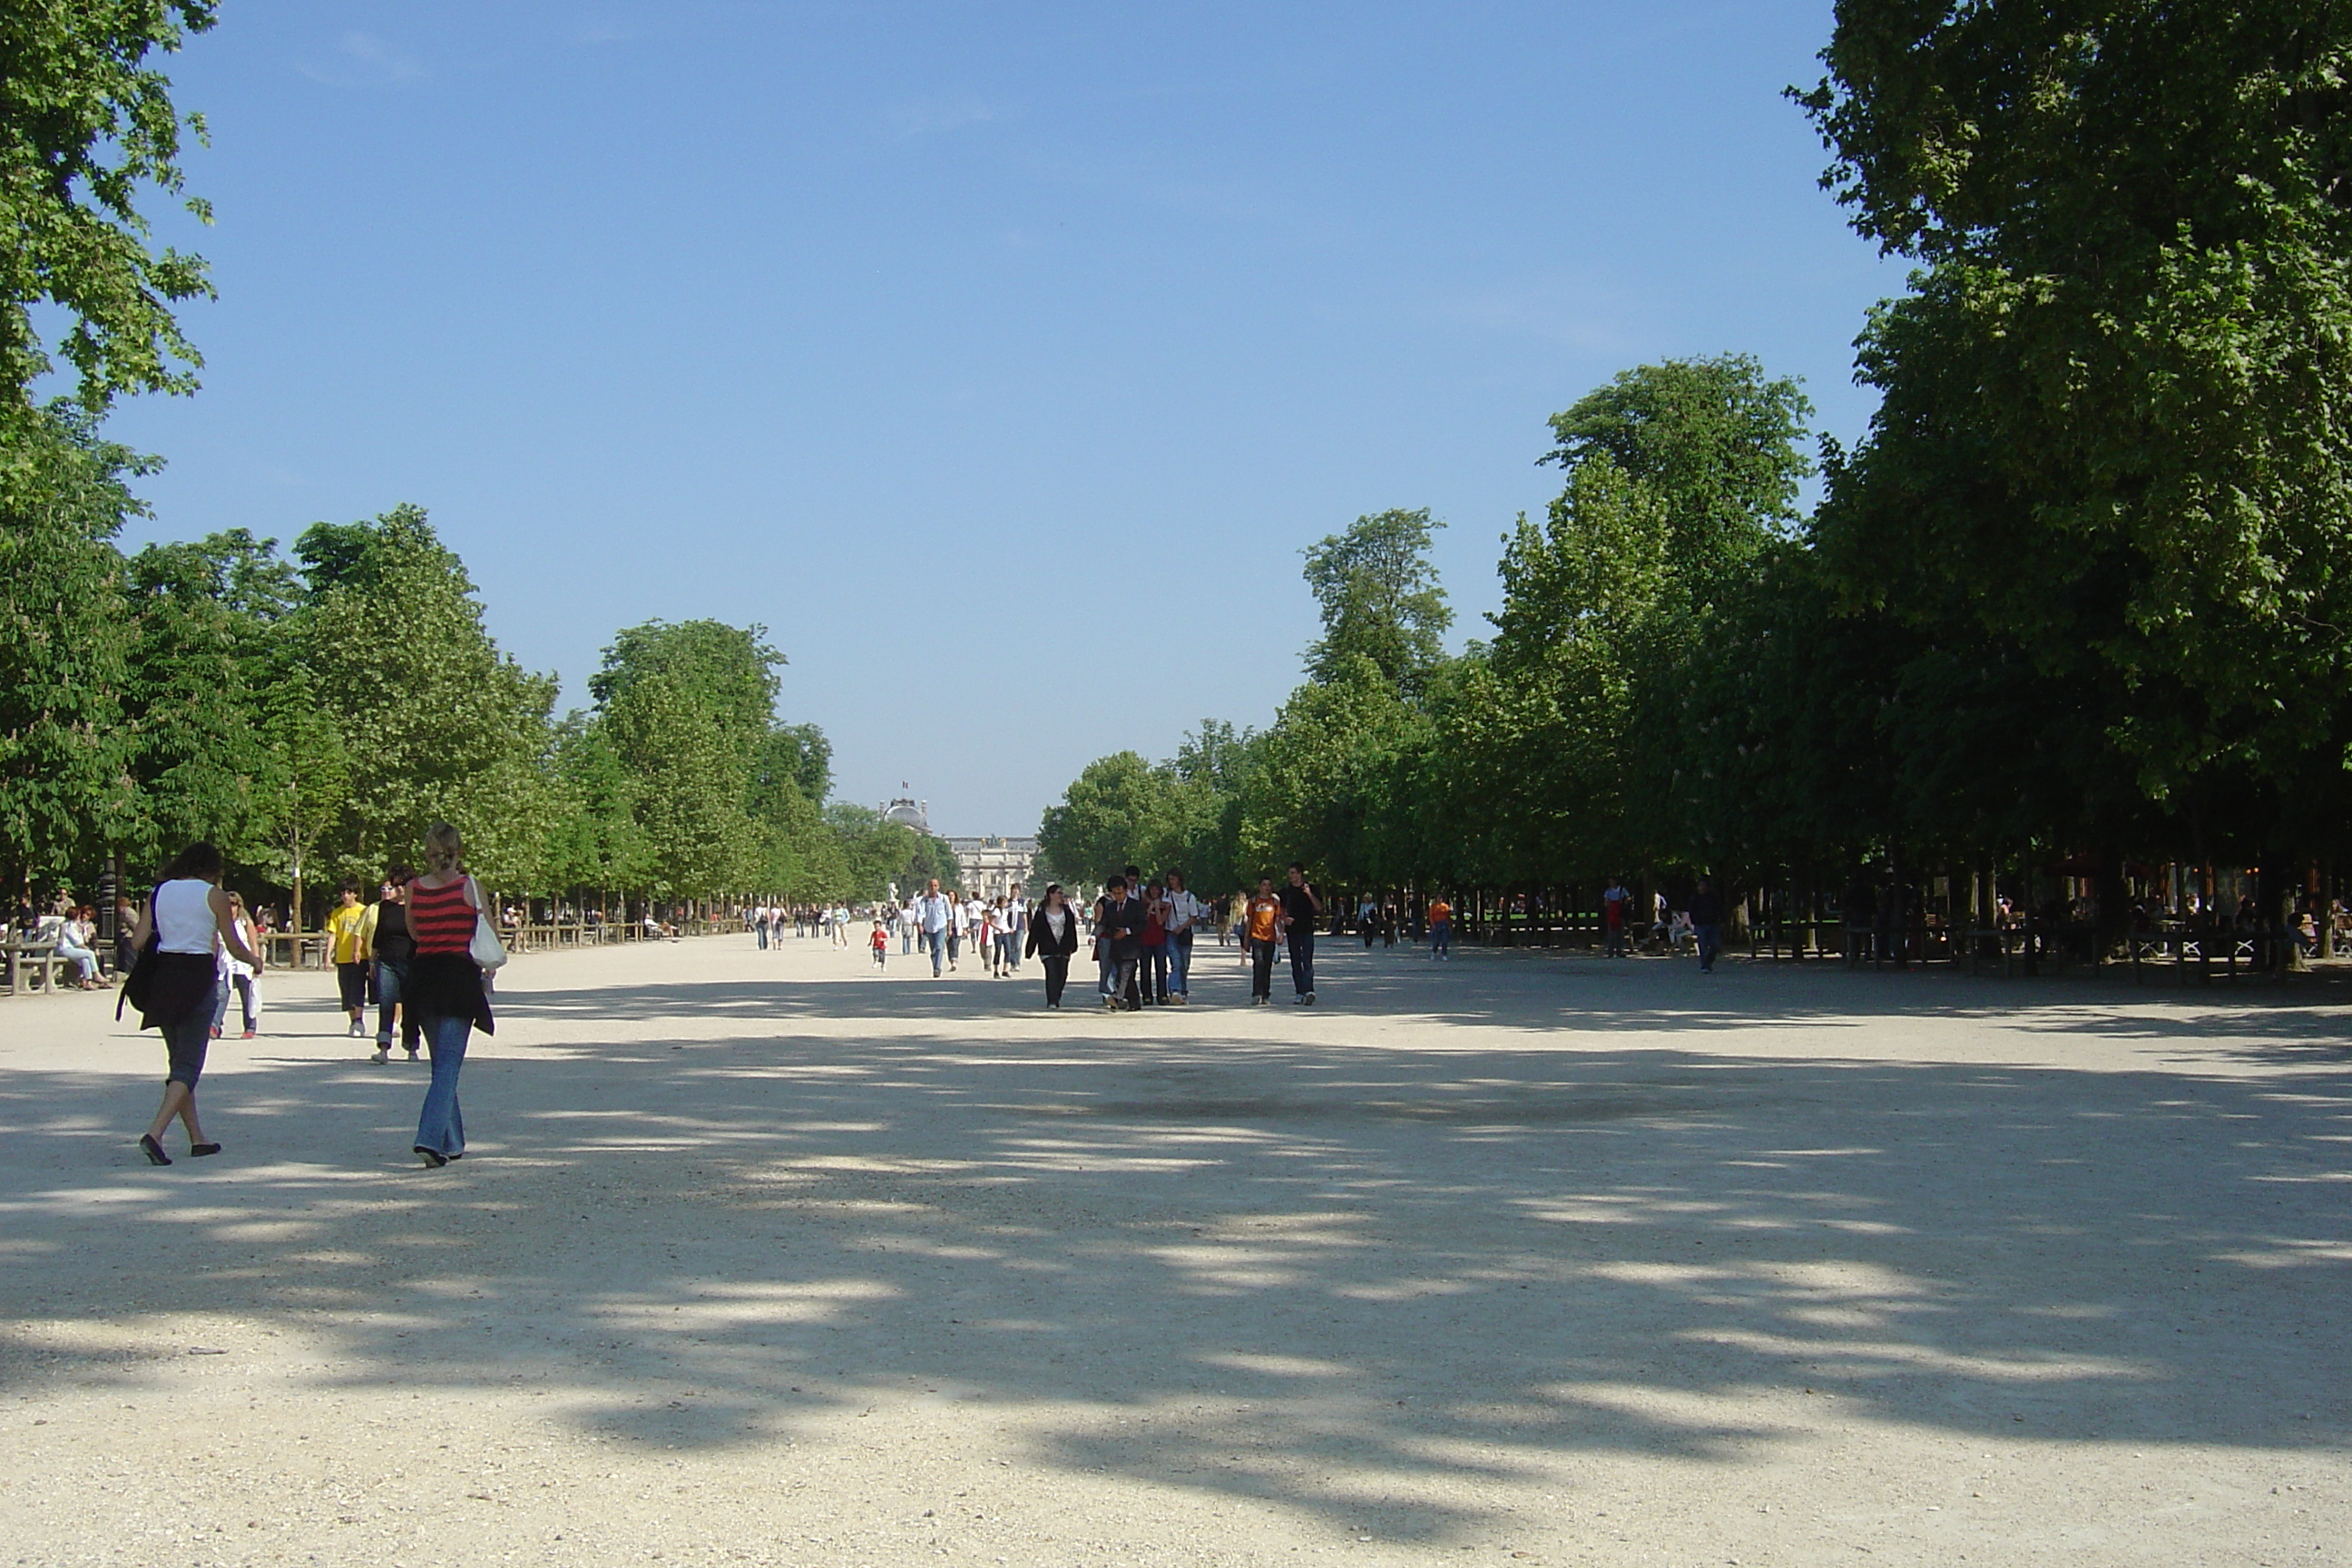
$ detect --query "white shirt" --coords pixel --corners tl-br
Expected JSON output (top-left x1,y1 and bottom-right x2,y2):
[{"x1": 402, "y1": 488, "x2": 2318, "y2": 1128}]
[
  {"x1": 915, "y1": 893, "x2": 956, "y2": 934},
  {"x1": 1165, "y1": 889, "x2": 1205, "y2": 935},
  {"x1": 222, "y1": 914, "x2": 258, "y2": 979}
]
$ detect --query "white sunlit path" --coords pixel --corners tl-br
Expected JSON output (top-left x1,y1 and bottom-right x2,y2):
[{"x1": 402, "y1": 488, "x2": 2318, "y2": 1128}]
[{"x1": 0, "y1": 934, "x2": 2347, "y2": 1566}]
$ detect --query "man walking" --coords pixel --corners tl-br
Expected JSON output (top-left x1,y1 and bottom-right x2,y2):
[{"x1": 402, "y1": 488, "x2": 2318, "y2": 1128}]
[
  {"x1": 1244, "y1": 877, "x2": 1284, "y2": 1004},
  {"x1": 914, "y1": 878, "x2": 957, "y2": 976},
  {"x1": 1097, "y1": 875, "x2": 1146, "y2": 1011},
  {"x1": 1426, "y1": 894, "x2": 1453, "y2": 959},
  {"x1": 1001, "y1": 885, "x2": 1027, "y2": 975},
  {"x1": 1689, "y1": 877, "x2": 1726, "y2": 975},
  {"x1": 1602, "y1": 877, "x2": 1632, "y2": 958},
  {"x1": 1162, "y1": 869, "x2": 1201, "y2": 1004},
  {"x1": 326, "y1": 880, "x2": 371, "y2": 1037},
  {"x1": 1280, "y1": 862, "x2": 1322, "y2": 1005}
]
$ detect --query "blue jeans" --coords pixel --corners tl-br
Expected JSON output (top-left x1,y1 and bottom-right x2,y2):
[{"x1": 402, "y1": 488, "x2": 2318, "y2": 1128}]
[
  {"x1": 1695, "y1": 924, "x2": 1721, "y2": 973},
  {"x1": 757, "y1": 924, "x2": 769, "y2": 949},
  {"x1": 1288, "y1": 929, "x2": 1316, "y2": 995},
  {"x1": 211, "y1": 972, "x2": 260, "y2": 1034},
  {"x1": 901, "y1": 927, "x2": 914, "y2": 955},
  {"x1": 1168, "y1": 930, "x2": 1194, "y2": 995},
  {"x1": 999, "y1": 932, "x2": 1022, "y2": 971},
  {"x1": 923, "y1": 927, "x2": 947, "y2": 975},
  {"x1": 55, "y1": 933, "x2": 99, "y2": 982},
  {"x1": 1430, "y1": 919, "x2": 1450, "y2": 957},
  {"x1": 414, "y1": 1014, "x2": 471, "y2": 1157},
  {"x1": 375, "y1": 959, "x2": 420, "y2": 1050}
]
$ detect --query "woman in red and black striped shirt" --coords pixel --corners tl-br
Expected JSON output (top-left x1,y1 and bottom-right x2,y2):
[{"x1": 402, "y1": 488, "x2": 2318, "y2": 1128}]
[{"x1": 406, "y1": 822, "x2": 494, "y2": 1167}]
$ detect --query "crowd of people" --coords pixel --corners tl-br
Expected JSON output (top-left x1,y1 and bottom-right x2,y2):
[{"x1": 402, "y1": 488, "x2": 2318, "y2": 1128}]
[{"x1": 756, "y1": 864, "x2": 1348, "y2": 1011}]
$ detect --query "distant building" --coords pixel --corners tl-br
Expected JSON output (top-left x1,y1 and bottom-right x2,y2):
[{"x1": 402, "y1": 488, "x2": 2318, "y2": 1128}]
[
  {"x1": 946, "y1": 835, "x2": 1039, "y2": 901},
  {"x1": 878, "y1": 789, "x2": 929, "y2": 834}
]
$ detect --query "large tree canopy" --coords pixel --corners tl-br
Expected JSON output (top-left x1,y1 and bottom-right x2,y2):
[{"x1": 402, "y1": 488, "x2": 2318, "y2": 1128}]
[
  {"x1": 1800, "y1": 1, "x2": 2352, "y2": 808},
  {"x1": 0, "y1": 0, "x2": 216, "y2": 417}
]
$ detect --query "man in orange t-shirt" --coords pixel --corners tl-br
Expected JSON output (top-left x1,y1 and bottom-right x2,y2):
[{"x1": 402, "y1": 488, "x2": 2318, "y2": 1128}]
[
  {"x1": 1427, "y1": 897, "x2": 1454, "y2": 960},
  {"x1": 1244, "y1": 877, "x2": 1284, "y2": 1004}
]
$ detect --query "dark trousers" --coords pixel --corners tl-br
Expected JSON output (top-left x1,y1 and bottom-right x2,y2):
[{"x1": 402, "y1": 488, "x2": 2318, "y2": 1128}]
[
  {"x1": 1110, "y1": 952, "x2": 1141, "y2": 1007},
  {"x1": 1041, "y1": 954, "x2": 1070, "y2": 1005},
  {"x1": 1288, "y1": 928, "x2": 1316, "y2": 995},
  {"x1": 1250, "y1": 938, "x2": 1278, "y2": 997},
  {"x1": 1144, "y1": 942, "x2": 1169, "y2": 1002},
  {"x1": 1695, "y1": 923, "x2": 1722, "y2": 972}
]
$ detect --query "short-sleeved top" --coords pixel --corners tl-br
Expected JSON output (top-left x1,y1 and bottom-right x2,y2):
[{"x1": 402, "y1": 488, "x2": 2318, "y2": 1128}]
[
  {"x1": 326, "y1": 901, "x2": 369, "y2": 964},
  {"x1": 1246, "y1": 895, "x2": 1282, "y2": 943},
  {"x1": 1428, "y1": 900, "x2": 1453, "y2": 924}
]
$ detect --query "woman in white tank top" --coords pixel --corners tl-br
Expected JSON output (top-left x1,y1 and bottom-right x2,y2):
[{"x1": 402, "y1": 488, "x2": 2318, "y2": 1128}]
[{"x1": 123, "y1": 842, "x2": 262, "y2": 1166}]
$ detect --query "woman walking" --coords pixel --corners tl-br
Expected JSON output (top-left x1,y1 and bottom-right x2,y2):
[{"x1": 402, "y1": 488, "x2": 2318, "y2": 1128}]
[
  {"x1": 208, "y1": 891, "x2": 263, "y2": 1039},
  {"x1": 124, "y1": 842, "x2": 262, "y2": 1164},
  {"x1": 1024, "y1": 884, "x2": 1081, "y2": 1008},
  {"x1": 404, "y1": 824, "x2": 495, "y2": 1168}
]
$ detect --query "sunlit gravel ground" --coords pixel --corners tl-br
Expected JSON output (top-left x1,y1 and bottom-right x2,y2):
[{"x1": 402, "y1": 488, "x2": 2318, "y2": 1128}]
[{"x1": 2, "y1": 932, "x2": 2346, "y2": 1566}]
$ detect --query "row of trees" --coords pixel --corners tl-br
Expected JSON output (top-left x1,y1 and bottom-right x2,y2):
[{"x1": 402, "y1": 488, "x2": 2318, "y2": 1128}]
[
  {"x1": 1040, "y1": 4, "x2": 2352, "y2": 941},
  {"x1": 2, "y1": 466, "x2": 957, "y2": 917}
]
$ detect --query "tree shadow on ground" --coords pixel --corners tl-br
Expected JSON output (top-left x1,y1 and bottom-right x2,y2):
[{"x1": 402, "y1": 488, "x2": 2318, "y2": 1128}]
[{"x1": 2, "y1": 946, "x2": 2347, "y2": 1545}]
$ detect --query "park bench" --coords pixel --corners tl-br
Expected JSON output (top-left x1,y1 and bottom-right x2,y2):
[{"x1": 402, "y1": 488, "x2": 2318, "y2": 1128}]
[{"x1": 1, "y1": 936, "x2": 71, "y2": 995}]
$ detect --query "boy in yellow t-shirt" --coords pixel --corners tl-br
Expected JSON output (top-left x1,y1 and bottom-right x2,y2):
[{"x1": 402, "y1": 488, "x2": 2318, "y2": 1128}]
[{"x1": 324, "y1": 881, "x2": 371, "y2": 1037}]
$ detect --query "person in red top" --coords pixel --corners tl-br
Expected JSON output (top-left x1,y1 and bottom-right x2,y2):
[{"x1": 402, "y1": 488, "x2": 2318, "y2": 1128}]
[
  {"x1": 405, "y1": 822, "x2": 495, "y2": 1168},
  {"x1": 869, "y1": 919, "x2": 887, "y2": 967},
  {"x1": 1140, "y1": 881, "x2": 1169, "y2": 1004},
  {"x1": 1427, "y1": 897, "x2": 1454, "y2": 959}
]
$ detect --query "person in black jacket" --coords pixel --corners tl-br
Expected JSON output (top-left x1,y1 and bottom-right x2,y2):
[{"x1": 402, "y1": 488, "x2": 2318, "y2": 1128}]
[
  {"x1": 1689, "y1": 877, "x2": 1726, "y2": 974},
  {"x1": 1096, "y1": 875, "x2": 1147, "y2": 1011},
  {"x1": 1024, "y1": 885, "x2": 1082, "y2": 1008}
]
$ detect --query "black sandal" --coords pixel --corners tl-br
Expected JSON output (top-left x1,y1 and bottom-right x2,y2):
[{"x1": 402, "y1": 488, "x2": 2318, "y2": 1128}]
[
  {"x1": 190, "y1": 1142, "x2": 221, "y2": 1158},
  {"x1": 139, "y1": 1134, "x2": 171, "y2": 1166},
  {"x1": 414, "y1": 1146, "x2": 447, "y2": 1169}
]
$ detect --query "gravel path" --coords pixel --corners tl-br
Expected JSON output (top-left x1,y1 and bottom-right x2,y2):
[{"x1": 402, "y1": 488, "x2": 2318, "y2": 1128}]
[{"x1": 1, "y1": 935, "x2": 2345, "y2": 1566}]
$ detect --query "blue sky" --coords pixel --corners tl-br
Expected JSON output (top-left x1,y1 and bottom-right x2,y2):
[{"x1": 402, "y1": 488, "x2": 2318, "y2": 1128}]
[{"x1": 106, "y1": 0, "x2": 1899, "y2": 836}]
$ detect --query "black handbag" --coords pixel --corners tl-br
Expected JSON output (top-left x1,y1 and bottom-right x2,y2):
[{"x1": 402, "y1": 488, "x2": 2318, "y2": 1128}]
[{"x1": 114, "y1": 888, "x2": 162, "y2": 1021}]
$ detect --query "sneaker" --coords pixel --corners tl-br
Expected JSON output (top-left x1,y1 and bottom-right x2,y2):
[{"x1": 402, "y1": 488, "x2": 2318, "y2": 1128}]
[
  {"x1": 405, "y1": 1048, "x2": 421, "y2": 1061},
  {"x1": 240, "y1": 1028, "x2": 256, "y2": 1040},
  {"x1": 348, "y1": 1019, "x2": 363, "y2": 1037},
  {"x1": 210, "y1": 1026, "x2": 222, "y2": 1039},
  {"x1": 1305, "y1": 992, "x2": 1316, "y2": 1006},
  {"x1": 371, "y1": 1047, "x2": 389, "y2": 1064},
  {"x1": 1171, "y1": 994, "x2": 1187, "y2": 1004}
]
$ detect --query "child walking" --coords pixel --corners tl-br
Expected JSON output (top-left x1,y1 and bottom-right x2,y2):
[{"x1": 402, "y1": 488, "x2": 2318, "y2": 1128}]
[{"x1": 870, "y1": 919, "x2": 888, "y2": 967}]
